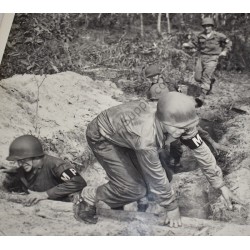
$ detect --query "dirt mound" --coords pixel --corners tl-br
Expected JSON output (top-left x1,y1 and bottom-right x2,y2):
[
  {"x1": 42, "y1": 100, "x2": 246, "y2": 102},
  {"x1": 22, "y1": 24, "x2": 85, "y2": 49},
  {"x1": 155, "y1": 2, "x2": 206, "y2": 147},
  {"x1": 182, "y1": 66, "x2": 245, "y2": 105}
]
[
  {"x1": 1, "y1": 71, "x2": 250, "y2": 235},
  {"x1": 0, "y1": 72, "x2": 123, "y2": 172}
]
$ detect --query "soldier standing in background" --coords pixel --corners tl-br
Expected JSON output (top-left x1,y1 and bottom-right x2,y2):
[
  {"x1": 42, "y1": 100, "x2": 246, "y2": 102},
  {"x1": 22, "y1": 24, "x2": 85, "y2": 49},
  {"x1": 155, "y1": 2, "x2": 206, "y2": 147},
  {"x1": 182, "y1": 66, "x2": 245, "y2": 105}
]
[{"x1": 183, "y1": 17, "x2": 232, "y2": 104}]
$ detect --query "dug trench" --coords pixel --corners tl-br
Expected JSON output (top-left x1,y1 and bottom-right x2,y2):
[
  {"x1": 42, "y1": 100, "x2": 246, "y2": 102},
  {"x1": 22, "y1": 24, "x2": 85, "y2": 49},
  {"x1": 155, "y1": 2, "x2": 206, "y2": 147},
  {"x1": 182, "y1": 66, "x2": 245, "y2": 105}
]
[
  {"x1": 173, "y1": 115, "x2": 248, "y2": 223},
  {"x1": 0, "y1": 71, "x2": 250, "y2": 235}
]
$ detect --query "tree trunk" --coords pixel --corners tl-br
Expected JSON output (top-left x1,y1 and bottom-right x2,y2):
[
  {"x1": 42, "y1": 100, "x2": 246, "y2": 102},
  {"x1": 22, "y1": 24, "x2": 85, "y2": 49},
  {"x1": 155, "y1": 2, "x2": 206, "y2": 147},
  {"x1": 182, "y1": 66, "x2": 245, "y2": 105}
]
[
  {"x1": 179, "y1": 13, "x2": 185, "y2": 30},
  {"x1": 140, "y1": 14, "x2": 144, "y2": 37},
  {"x1": 215, "y1": 13, "x2": 220, "y2": 28},
  {"x1": 244, "y1": 13, "x2": 249, "y2": 43},
  {"x1": 166, "y1": 13, "x2": 171, "y2": 33},
  {"x1": 127, "y1": 13, "x2": 134, "y2": 31},
  {"x1": 98, "y1": 13, "x2": 102, "y2": 20},
  {"x1": 84, "y1": 14, "x2": 89, "y2": 29},
  {"x1": 157, "y1": 13, "x2": 162, "y2": 37}
]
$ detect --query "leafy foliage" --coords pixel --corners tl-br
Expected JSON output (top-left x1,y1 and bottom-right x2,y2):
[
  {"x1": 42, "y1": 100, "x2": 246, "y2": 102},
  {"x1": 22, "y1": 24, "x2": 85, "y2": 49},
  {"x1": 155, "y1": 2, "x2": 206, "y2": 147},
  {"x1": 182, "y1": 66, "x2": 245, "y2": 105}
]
[{"x1": 1, "y1": 13, "x2": 250, "y2": 82}]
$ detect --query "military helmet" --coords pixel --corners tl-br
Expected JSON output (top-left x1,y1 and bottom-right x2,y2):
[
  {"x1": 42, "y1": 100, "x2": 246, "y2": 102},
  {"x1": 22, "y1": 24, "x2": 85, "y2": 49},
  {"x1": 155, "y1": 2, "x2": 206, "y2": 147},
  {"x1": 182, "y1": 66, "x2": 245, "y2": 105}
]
[
  {"x1": 145, "y1": 65, "x2": 161, "y2": 78},
  {"x1": 201, "y1": 17, "x2": 215, "y2": 27},
  {"x1": 156, "y1": 92, "x2": 199, "y2": 128},
  {"x1": 6, "y1": 135, "x2": 44, "y2": 161},
  {"x1": 147, "y1": 83, "x2": 169, "y2": 101}
]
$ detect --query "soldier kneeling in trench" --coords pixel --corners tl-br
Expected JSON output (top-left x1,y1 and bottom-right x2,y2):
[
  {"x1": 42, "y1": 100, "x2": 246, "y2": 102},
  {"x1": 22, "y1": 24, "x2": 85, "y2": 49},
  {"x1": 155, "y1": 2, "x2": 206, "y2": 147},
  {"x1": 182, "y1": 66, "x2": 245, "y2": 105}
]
[
  {"x1": 74, "y1": 91, "x2": 243, "y2": 227},
  {"x1": 1, "y1": 135, "x2": 87, "y2": 206}
]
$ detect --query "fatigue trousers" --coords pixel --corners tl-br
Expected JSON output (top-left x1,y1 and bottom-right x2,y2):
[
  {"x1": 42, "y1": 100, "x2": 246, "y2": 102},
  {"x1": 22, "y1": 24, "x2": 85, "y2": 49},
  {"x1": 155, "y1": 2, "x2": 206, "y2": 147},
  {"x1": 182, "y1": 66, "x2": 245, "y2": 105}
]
[
  {"x1": 84, "y1": 118, "x2": 147, "y2": 208},
  {"x1": 194, "y1": 54, "x2": 219, "y2": 94}
]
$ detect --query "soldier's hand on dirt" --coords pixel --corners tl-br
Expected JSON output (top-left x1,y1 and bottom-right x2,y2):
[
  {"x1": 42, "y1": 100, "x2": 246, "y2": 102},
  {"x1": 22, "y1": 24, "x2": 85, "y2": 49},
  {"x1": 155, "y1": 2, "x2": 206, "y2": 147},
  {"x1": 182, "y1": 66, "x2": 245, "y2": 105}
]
[
  {"x1": 164, "y1": 207, "x2": 182, "y2": 228},
  {"x1": 24, "y1": 189, "x2": 48, "y2": 206},
  {"x1": 211, "y1": 142, "x2": 229, "y2": 155},
  {"x1": 219, "y1": 51, "x2": 227, "y2": 57},
  {"x1": 220, "y1": 186, "x2": 245, "y2": 210}
]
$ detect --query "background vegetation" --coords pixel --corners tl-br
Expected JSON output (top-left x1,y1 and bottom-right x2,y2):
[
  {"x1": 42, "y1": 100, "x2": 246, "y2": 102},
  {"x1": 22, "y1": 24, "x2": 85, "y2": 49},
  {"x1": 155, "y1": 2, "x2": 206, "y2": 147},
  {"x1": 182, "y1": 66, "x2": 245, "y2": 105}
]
[{"x1": 1, "y1": 13, "x2": 249, "y2": 93}]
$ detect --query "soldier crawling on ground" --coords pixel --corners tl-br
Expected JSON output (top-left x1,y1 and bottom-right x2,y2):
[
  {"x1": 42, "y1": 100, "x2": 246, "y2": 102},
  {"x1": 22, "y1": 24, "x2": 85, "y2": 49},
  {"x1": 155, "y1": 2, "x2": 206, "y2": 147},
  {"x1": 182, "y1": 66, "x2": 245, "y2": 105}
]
[{"x1": 1, "y1": 135, "x2": 87, "y2": 206}]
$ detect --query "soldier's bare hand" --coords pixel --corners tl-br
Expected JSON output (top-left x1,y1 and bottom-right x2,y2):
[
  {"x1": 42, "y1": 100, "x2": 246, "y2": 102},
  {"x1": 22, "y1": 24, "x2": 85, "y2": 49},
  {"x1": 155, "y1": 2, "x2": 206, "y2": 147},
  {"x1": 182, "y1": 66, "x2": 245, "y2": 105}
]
[
  {"x1": 24, "y1": 189, "x2": 48, "y2": 206},
  {"x1": 211, "y1": 142, "x2": 229, "y2": 155},
  {"x1": 164, "y1": 207, "x2": 182, "y2": 228}
]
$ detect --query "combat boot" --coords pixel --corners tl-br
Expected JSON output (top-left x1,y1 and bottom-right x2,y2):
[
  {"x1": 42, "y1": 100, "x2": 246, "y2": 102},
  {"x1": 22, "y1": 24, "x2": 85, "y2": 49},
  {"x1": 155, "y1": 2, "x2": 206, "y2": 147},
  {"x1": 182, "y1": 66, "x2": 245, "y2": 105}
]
[
  {"x1": 137, "y1": 196, "x2": 149, "y2": 212},
  {"x1": 137, "y1": 203, "x2": 149, "y2": 212},
  {"x1": 73, "y1": 195, "x2": 98, "y2": 224}
]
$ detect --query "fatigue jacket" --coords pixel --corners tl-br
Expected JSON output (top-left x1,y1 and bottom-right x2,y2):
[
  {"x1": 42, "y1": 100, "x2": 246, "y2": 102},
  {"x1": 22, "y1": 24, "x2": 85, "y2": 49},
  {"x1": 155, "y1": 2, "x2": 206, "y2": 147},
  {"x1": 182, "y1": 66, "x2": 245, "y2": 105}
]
[
  {"x1": 188, "y1": 31, "x2": 232, "y2": 55},
  {"x1": 96, "y1": 101, "x2": 224, "y2": 207},
  {"x1": 18, "y1": 154, "x2": 86, "y2": 200}
]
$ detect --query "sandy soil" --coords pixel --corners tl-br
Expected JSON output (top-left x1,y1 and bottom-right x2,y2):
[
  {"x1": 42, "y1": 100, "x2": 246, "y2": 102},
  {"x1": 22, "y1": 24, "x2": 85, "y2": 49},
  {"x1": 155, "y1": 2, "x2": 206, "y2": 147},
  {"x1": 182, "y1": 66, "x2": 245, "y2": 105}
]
[{"x1": 0, "y1": 71, "x2": 250, "y2": 235}]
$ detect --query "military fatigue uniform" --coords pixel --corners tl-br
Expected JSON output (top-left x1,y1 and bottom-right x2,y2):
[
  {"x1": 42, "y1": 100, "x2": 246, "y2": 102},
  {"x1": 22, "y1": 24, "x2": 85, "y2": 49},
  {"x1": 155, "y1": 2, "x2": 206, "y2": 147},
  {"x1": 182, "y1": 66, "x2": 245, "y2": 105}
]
[
  {"x1": 83, "y1": 101, "x2": 225, "y2": 211},
  {"x1": 188, "y1": 31, "x2": 232, "y2": 93},
  {"x1": 10, "y1": 155, "x2": 86, "y2": 200}
]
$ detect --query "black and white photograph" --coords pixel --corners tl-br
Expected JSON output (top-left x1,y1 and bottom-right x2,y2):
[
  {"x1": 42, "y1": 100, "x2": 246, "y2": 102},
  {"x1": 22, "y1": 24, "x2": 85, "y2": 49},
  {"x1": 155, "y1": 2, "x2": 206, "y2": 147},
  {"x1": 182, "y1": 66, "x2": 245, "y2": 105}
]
[{"x1": 0, "y1": 1, "x2": 250, "y2": 239}]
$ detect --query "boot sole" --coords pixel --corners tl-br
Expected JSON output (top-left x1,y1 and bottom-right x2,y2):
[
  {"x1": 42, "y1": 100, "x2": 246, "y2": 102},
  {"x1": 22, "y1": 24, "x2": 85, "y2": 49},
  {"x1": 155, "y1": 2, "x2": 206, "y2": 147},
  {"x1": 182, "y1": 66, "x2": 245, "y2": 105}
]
[{"x1": 73, "y1": 200, "x2": 98, "y2": 224}]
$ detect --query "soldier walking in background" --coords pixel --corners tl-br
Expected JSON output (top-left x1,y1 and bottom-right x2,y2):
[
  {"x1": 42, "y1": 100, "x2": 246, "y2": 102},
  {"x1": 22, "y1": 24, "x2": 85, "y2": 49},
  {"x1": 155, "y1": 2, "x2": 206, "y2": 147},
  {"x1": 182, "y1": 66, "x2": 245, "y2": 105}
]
[{"x1": 183, "y1": 17, "x2": 232, "y2": 104}]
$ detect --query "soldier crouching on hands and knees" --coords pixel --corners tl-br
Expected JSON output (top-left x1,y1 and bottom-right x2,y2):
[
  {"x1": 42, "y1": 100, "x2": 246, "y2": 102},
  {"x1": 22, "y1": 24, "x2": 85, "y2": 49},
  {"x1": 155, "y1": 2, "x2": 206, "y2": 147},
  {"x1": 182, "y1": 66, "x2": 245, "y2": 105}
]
[
  {"x1": 74, "y1": 91, "x2": 243, "y2": 227},
  {"x1": 1, "y1": 135, "x2": 87, "y2": 206}
]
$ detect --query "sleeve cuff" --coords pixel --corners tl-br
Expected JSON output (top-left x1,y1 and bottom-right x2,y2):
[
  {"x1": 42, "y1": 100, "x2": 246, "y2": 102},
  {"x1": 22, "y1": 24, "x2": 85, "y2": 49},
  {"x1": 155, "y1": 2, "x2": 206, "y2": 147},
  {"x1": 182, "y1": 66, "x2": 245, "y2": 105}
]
[{"x1": 164, "y1": 200, "x2": 179, "y2": 211}]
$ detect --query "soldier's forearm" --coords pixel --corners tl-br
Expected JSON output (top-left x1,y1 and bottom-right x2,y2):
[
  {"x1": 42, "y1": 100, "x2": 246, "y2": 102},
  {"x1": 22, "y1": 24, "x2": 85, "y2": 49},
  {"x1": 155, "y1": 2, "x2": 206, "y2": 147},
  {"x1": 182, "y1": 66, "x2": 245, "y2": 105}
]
[{"x1": 47, "y1": 176, "x2": 87, "y2": 199}]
